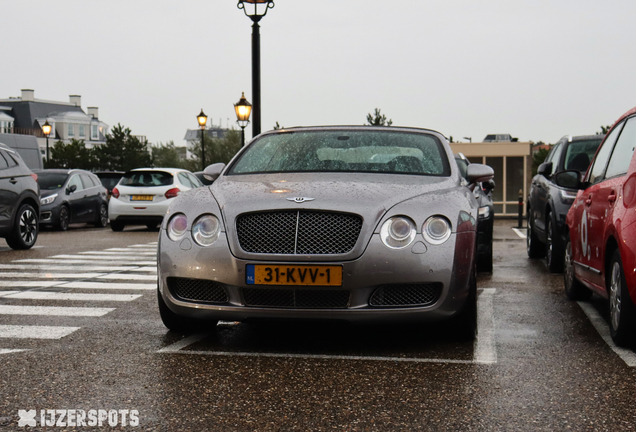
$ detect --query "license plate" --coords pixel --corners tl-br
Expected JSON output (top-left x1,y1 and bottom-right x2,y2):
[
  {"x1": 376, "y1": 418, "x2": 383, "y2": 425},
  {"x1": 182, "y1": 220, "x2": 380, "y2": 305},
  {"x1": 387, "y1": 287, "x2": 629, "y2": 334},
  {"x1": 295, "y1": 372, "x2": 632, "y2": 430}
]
[
  {"x1": 246, "y1": 264, "x2": 343, "y2": 286},
  {"x1": 131, "y1": 195, "x2": 153, "y2": 201}
]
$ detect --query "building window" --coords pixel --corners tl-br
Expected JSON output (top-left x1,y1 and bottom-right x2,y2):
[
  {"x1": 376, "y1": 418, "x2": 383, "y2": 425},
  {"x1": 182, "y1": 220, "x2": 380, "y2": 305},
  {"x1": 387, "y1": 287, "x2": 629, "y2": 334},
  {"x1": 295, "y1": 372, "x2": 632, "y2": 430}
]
[
  {"x1": 91, "y1": 124, "x2": 99, "y2": 140},
  {"x1": 68, "y1": 124, "x2": 74, "y2": 137},
  {"x1": 79, "y1": 124, "x2": 85, "y2": 137}
]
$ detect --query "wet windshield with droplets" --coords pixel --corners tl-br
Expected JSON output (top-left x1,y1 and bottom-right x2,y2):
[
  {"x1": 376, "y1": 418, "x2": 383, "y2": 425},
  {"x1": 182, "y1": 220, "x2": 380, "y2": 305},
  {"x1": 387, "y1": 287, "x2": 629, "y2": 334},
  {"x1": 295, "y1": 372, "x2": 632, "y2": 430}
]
[{"x1": 229, "y1": 130, "x2": 450, "y2": 176}]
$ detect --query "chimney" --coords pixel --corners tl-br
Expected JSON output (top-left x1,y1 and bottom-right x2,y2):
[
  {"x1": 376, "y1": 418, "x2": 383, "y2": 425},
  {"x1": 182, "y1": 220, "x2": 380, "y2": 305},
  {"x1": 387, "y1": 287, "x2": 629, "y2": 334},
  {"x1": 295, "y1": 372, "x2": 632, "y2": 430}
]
[
  {"x1": 69, "y1": 95, "x2": 81, "y2": 106},
  {"x1": 21, "y1": 89, "x2": 34, "y2": 101},
  {"x1": 87, "y1": 107, "x2": 99, "y2": 119}
]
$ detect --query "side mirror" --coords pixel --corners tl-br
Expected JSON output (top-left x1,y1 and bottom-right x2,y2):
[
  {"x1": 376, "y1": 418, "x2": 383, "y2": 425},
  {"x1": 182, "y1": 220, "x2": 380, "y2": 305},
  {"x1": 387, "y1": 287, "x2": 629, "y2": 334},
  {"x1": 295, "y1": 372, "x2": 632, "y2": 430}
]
[
  {"x1": 554, "y1": 170, "x2": 583, "y2": 190},
  {"x1": 203, "y1": 163, "x2": 226, "y2": 182},
  {"x1": 466, "y1": 163, "x2": 494, "y2": 184},
  {"x1": 68, "y1": 184, "x2": 77, "y2": 194},
  {"x1": 537, "y1": 162, "x2": 552, "y2": 177}
]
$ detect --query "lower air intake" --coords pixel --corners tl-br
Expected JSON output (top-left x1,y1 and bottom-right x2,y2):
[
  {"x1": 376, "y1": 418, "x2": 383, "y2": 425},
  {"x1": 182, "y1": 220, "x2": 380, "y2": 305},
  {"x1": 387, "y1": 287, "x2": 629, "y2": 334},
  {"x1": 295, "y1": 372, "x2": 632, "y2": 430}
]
[
  {"x1": 369, "y1": 283, "x2": 442, "y2": 307},
  {"x1": 242, "y1": 288, "x2": 350, "y2": 309},
  {"x1": 167, "y1": 277, "x2": 228, "y2": 304}
]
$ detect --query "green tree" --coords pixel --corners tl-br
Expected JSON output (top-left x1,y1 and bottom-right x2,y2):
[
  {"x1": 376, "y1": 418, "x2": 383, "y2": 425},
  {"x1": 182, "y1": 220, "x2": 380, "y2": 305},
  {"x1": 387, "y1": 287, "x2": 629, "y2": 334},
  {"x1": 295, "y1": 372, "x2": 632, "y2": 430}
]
[
  {"x1": 366, "y1": 108, "x2": 393, "y2": 126},
  {"x1": 46, "y1": 139, "x2": 95, "y2": 170},
  {"x1": 532, "y1": 145, "x2": 550, "y2": 176},
  {"x1": 94, "y1": 123, "x2": 151, "y2": 171},
  {"x1": 598, "y1": 125, "x2": 612, "y2": 135},
  {"x1": 151, "y1": 141, "x2": 186, "y2": 168},
  {"x1": 186, "y1": 129, "x2": 242, "y2": 171},
  {"x1": 273, "y1": 121, "x2": 283, "y2": 130}
]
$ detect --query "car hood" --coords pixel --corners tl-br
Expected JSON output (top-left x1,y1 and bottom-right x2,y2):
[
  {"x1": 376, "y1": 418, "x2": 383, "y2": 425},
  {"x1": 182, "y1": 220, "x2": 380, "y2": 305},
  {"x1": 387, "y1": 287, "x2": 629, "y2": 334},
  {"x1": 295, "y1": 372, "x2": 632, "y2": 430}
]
[{"x1": 210, "y1": 172, "x2": 460, "y2": 261}]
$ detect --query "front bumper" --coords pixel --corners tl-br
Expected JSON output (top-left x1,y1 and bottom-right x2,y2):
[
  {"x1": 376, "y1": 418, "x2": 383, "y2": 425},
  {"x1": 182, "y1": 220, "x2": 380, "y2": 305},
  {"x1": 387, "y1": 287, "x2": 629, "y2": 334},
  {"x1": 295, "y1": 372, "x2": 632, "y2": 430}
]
[
  {"x1": 158, "y1": 228, "x2": 476, "y2": 323},
  {"x1": 39, "y1": 204, "x2": 61, "y2": 225}
]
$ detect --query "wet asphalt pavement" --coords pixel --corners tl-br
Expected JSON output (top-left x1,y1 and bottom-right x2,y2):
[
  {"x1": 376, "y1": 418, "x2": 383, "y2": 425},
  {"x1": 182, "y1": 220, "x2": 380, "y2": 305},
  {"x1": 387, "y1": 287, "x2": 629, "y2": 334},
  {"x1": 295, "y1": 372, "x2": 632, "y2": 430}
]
[{"x1": 1, "y1": 221, "x2": 636, "y2": 431}]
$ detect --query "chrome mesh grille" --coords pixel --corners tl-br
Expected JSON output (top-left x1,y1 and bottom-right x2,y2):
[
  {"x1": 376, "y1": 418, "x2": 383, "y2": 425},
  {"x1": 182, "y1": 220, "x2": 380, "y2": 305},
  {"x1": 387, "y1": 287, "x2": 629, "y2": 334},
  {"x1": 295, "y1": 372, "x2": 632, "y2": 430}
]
[
  {"x1": 236, "y1": 211, "x2": 362, "y2": 255},
  {"x1": 369, "y1": 283, "x2": 442, "y2": 307},
  {"x1": 242, "y1": 288, "x2": 350, "y2": 309},
  {"x1": 167, "y1": 277, "x2": 228, "y2": 304}
]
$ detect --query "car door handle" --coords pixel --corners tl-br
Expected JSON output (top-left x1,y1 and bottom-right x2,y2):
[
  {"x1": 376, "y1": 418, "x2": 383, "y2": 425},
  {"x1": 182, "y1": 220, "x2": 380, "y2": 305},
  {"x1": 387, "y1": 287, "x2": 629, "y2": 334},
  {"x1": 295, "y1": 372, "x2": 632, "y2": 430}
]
[
  {"x1": 585, "y1": 195, "x2": 592, "y2": 206},
  {"x1": 9, "y1": 178, "x2": 17, "y2": 184},
  {"x1": 608, "y1": 193, "x2": 617, "y2": 203}
]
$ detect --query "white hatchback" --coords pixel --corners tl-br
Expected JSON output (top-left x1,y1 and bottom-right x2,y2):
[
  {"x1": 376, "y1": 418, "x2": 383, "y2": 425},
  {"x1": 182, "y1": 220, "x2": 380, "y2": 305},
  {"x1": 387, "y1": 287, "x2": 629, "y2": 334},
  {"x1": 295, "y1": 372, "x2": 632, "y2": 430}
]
[{"x1": 108, "y1": 168, "x2": 203, "y2": 231}]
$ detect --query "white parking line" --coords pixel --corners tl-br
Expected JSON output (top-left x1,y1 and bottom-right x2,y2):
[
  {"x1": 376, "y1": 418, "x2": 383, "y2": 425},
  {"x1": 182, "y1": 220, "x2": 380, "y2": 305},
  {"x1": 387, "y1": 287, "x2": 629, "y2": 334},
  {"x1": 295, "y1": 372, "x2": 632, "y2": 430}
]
[
  {"x1": 3, "y1": 292, "x2": 142, "y2": 302},
  {"x1": 474, "y1": 288, "x2": 497, "y2": 364},
  {"x1": 512, "y1": 228, "x2": 527, "y2": 239},
  {"x1": 79, "y1": 251, "x2": 156, "y2": 256},
  {"x1": 96, "y1": 274, "x2": 156, "y2": 281},
  {"x1": 0, "y1": 305, "x2": 114, "y2": 317},
  {"x1": 0, "y1": 264, "x2": 149, "y2": 272},
  {"x1": 58, "y1": 282, "x2": 155, "y2": 290},
  {"x1": 14, "y1": 259, "x2": 156, "y2": 266},
  {"x1": 0, "y1": 291, "x2": 19, "y2": 297},
  {"x1": 577, "y1": 301, "x2": 636, "y2": 367},
  {"x1": 0, "y1": 325, "x2": 80, "y2": 339},
  {"x1": 0, "y1": 348, "x2": 29, "y2": 355},
  {"x1": 51, "y1": 254, "x2": 155, "y2": 261},
  {"x1": 106, "y1": 248, "x2": 156, "y2": 252},
  {"x1": 0, "y1": 272, "x2": 105, "y2": 279}
]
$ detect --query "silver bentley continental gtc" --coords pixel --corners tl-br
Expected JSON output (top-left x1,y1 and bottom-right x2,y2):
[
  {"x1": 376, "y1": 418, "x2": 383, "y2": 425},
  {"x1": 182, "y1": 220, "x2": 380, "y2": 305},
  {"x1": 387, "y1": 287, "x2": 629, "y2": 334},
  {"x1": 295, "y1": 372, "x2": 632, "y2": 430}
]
[{"x1": 157, "y1": 126, "x2": 494, "y2": 338}]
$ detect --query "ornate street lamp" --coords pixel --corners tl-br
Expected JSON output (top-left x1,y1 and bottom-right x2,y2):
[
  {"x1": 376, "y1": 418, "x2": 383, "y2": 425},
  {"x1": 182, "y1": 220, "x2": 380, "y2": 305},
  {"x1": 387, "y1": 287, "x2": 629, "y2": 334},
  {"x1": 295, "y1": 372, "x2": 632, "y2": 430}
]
[
  {"x1": 197, "y1": 109, "x2": 208, "y2": 171},
  {"x1": 237, "y1": 0, "x2": 274, "y2": 138},
  {"x1": 234, "y1": 92, "x2": 252, "y2": 147},
  {"x1": 42, "y1": 120, "x2": 52, "y2": 163}
]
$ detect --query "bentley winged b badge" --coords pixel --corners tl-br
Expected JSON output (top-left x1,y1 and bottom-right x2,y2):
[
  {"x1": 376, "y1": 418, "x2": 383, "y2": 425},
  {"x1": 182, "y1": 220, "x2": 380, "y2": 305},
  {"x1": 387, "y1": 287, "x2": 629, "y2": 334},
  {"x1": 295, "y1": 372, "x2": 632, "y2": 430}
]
[{"x1": 286, "y1": 197, "x2": 315, "y2": 204}]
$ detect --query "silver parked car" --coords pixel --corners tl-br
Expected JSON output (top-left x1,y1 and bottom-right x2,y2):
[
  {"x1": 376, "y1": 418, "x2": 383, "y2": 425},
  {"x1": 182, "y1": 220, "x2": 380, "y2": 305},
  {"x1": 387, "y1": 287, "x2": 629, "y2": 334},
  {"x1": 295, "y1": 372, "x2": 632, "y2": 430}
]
[{"x1": 157, "y1": 126, "x2": 494, "y2": 338}]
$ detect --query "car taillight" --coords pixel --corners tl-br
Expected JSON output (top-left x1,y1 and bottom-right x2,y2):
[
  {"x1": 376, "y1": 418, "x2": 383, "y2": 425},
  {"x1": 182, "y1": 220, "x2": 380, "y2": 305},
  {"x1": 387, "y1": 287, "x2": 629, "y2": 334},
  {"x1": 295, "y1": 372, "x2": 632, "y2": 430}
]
[
  {"x1": 30, "y1": 173, "x2": 38, "y2": 182},
  {"x1": 165, "y1": 188, "x2": 180, "y2": 199},
  {"x1": 112, "y1": 187, "x2": 120, "y2": 199}
]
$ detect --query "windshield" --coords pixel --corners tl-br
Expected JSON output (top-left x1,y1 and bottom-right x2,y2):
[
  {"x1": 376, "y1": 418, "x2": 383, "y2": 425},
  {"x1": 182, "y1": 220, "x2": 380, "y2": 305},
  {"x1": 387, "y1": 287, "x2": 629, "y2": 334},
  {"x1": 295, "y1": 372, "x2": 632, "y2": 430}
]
[
  {"x1": 228, "y1": 130, "x2": 450, "y2": 176},
  {"x1": 97, "y1": 175, "x2": 122, "y2": 190},
  {"x1": 120, "y1": 171, "x2": 174, "y2": 187},
  {"x1": 37, "y1": 173, "x2": 69, "y2": 190},
  {"x1": 563, "y1": 139, "x2": 603, "y2": 173}
]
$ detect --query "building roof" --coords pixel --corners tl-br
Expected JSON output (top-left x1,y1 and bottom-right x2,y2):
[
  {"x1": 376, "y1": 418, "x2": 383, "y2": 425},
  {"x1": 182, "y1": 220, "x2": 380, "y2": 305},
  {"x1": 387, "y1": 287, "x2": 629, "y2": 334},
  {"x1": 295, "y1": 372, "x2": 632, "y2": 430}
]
[
  {"x1": 1, "y1": 100, "x2": 84, "y2": 129},
  {"x1": 183, "y1": 128, "x2": 227, "y2": 141}
]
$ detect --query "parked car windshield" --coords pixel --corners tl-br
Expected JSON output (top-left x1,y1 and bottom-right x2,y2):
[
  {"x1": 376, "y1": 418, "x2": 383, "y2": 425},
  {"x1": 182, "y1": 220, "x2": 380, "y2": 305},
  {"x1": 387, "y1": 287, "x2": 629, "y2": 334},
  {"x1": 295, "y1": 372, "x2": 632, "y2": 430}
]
[
  {"x1": 120, "y1": 171, "x2": 174, "y2": 187},
  {"x1": 229, "y1": 130, "x2": 450, "y2": 176},
  {"x1": 563, "y1": 138, "x2": 603, "y2": 173},
  {"x1": 37, "y1": 172, "x2": 69, "y2": 190}
]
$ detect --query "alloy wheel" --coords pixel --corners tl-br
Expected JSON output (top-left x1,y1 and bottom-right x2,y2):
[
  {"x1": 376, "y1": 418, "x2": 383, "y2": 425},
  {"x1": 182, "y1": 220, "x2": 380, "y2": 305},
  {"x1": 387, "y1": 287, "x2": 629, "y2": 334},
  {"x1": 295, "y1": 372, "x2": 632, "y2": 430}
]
[
  {"x1": 100, "y1": 205, "x2": 108, "y2": 226},
  {"x1": 19, "y1": 209, "x2": 37, "y2": 245},
  {"x1": 610, "y1": 261, "x2": 622, "y2": 332}
]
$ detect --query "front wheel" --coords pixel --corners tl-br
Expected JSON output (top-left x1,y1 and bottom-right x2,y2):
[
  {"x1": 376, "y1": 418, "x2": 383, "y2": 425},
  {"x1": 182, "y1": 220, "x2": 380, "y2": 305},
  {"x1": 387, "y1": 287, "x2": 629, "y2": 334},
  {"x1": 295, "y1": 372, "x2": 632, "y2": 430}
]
[
  {"x1": 110, "y1": 220, "x2": 125, "y2": 232},
  {"x1": 94, "y1": 204, "x2": 108, "y2": 228},
  {"x1": 6, "y1": 203, "x2": 38, "y2": 250},
  {"x1": 56, "y1": 206, "x2": 70, "y2": 231},
  {"x1": 608, "y1": 249, "x2": 636, "y2": 347},
  {"x1": 453, "y1": 267, "x2": 477, "y2": 341},
  {"x1": 527, "y1": 210, "x2": 543, "y2": 258},
  {"x1": 546, "y1": 217, "x2": 563, "y2": 273},
  {"x1": 564, "y1": 237, "x2": 592, "y2": 301}
]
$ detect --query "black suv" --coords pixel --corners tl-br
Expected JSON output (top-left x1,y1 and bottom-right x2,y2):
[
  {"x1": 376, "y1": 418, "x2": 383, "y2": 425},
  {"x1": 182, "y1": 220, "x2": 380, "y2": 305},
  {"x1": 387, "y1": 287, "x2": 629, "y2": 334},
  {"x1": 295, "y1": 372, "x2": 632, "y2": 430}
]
[
  {"x1": 0, "y1": 143, "x2": 39, "y2": 249},
  {"x1": 527, "y1": 135, "x2": 603, "y2": 271},
  {"x1": 455, "y1": 153, "x2": 495, "y2": 272}
]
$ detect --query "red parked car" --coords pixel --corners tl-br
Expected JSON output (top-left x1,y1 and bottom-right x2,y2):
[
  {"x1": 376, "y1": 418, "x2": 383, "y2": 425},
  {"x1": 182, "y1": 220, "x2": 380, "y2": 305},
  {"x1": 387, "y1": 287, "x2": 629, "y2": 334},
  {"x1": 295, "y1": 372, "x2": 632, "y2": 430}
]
[{"x1": 560, "y1": 106, "x2": 636, "y2": 346}]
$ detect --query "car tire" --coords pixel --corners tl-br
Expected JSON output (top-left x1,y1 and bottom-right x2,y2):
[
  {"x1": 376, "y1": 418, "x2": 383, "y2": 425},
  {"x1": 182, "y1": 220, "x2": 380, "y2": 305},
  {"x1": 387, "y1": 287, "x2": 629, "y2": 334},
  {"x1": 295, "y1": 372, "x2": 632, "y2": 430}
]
[
  {"x1": 5, "y1": 203, "x2": 38, "y2": 250},
  {"x1": 56, "y1": 205, "x2": 70, "y2": 231},
  {"x1": 546, "y1": 216, "x2": 563, "y2": 273},
  {"x1": 477, "y1": 244, "x2": 493, "y2": 273},
  {"x1": 157, "y1": 289, "x2": 217, "y2": 333},
  {"x1": 453, "y1": 265, "x2": 477, "y2": 341},
  {"x1": 527, "y1": 209, "x2": 544, "y2": 258},
  {"x1": 110, "y1": 220, "x2": 125, "y2": 232},
  {"x1": 146, "y1": 222, "x2": 159, "y2": 230},
  {"x1": 563, "y1": 237, "x2": 592, "y2": 301},
  {"x1": 608, "y1": 249, "x2": 636, "y2": 347},
  {"x1": 94, "y1": 204, "x2": 108, "y2": 228}
]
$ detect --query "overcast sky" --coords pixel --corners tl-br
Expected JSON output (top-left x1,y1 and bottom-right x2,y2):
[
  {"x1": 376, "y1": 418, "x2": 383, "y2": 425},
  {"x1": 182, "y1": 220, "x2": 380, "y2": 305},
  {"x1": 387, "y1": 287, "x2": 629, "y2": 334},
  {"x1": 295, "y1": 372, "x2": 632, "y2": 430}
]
[{"x1": 2, "y1": 0, "x2": 635, "y2": 145}]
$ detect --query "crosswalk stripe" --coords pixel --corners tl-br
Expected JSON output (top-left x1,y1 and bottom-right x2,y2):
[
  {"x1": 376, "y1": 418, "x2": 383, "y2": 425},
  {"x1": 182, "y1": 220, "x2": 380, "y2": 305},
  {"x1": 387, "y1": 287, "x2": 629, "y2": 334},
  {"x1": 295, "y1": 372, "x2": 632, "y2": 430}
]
[
  {"x1": 14, "y1": 259, "x2": 156, "y2": 265},
  {"x1": 0, "y1": 291, "x2": 19, "y2": 297},
  {"x1": 0, "y1": 272, "x2": 105, "y2": 279},
  {"x1": 0, "y1": 348, "x2": 29, "y2": 354},
  {"x1": 0, "y1": 281, "x2": 64, "y2": 288},
  {"x1": 106, "y1": 248, "x2": 156, "y2": 252},
  {"x1": 51, "y1": 254, "x2": 155, "y2": 261},
  {"x1": 0, "y1": 305, "x2": 114, "y2": 317},
  {"x1": 59, "y1": 282, "x2": 155, "y2": 290},
  {"x1": 130, "y1": 244, "x2": 156, "y2": 247},
  {"x1": 79, "y1": 251, "x2": 156, "y2": 256},
  {"x1": 0, "y1": 325, "x2": 80, "y2": 339},
  {"x1": 3, "y1": 292, "x2": 142, "y2": 302},
  {"x1": 0, "y1": 264, "x2": 154, "y2": 272},
  {"x1": 96, "y1": 274, "x2": 156, "y2": 281}
]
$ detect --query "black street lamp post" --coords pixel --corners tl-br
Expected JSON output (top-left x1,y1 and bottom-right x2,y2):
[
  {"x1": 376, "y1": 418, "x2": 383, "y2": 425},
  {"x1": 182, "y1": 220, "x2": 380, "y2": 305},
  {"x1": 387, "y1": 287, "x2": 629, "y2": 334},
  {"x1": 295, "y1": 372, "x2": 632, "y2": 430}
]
[
  {"x1": 42, "y1": 120, "x2": 52, "y2": 164},
  {"x1": 197, "y1": 109, "x2": 208, "y2": 171},
  {"x1": 234, "y1": 92, "x2": 252, "y2": 147},
  {"x1": 237, "y1": 0, "x2": 274, "y2": 139}
]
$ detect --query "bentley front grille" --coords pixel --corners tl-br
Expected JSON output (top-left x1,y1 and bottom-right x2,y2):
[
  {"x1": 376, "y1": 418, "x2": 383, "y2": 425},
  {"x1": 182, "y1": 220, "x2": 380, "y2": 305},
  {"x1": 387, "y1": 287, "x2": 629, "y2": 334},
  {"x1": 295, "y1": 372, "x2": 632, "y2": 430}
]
[
  {"x1": 236, "y1": 210, "x2": 363, "y2": 255},
  {"x1": 369, "y1": 283, "x2": 442, "y2": 307},
  {"x1": 167, "y1": 277, "x2": 229, "y2": 304},
  {"x1": 242, "y1": 288, "x2": 350, "y2": 309}
]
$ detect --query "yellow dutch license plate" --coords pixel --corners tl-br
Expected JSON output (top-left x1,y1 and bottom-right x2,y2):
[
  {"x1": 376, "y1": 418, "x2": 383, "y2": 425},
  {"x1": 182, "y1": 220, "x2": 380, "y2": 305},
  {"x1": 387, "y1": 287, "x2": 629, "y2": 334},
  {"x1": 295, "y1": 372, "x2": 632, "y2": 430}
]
[
  {"x1": 131, "y1": 195, "x2": 153, "y2": 201},
  {"x1": 246, "y1": 264, "x2": 343, "y2": 286}
]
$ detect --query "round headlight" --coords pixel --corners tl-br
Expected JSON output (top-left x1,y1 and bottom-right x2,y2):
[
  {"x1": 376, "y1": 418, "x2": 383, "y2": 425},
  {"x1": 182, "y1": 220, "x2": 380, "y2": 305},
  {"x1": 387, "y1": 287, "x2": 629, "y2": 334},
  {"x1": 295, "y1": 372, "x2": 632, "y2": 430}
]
[
  {"x1": 192, "y1": 214, "x2": 220, "y2": 247},
  {"x1": 167, "y1": 213, "x2": 188, "y2": 241},
  {"x1": 380, "y1": 216, "x2": 416, "y2": 249},
  {"x1": 423, "y1": 216, "x2": 452, "y2": 245}
]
